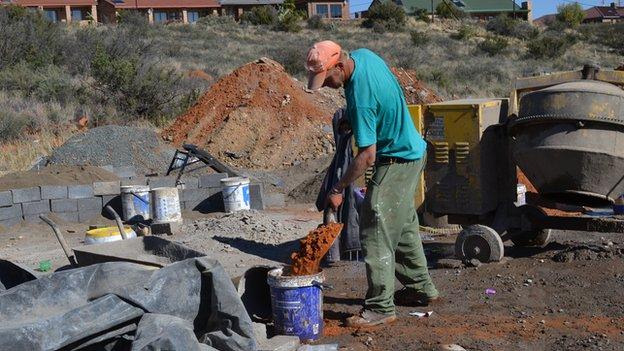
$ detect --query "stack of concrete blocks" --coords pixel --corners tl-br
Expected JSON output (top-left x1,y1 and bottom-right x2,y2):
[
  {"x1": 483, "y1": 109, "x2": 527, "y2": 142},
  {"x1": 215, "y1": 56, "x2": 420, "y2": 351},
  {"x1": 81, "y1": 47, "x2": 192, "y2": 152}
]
[
  {"x1": 0, "y1": 181, "x2": 121, "y2": 228},
  {"x1": 0, "y1": 165, "x2": 265, "y2": 229}
]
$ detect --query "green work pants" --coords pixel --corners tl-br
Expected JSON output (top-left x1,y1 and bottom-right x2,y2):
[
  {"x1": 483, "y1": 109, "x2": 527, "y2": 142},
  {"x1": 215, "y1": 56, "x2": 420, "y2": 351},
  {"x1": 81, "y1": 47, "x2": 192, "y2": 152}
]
[{"x1": 360, "y1": 156, "x2": 438, "y2": 315}]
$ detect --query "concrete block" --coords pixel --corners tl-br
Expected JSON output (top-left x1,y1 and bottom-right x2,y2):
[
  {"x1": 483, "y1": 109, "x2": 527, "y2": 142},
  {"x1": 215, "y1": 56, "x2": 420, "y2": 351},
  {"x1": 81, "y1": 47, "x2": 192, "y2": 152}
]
[
  {"x1": 257, "y1": 335, "x2": 300, "y2": 351},
  {"x1": 121, "y1": 177, "x2": 148, "y2": 186},
  {"x1": 0, "y1": 216, "x2": 22, "y2": 229},
  {"x1": 147, "y1": 176, "x2": 176, "y2": 188},
  {"x1": 54, "y1": 212, "x2": 79, "y2": 222},
  {"x1": 68, "y1": 184, "x2": 94, "y2": 199},
  {"x1": 181, "y1": 187, "x2": 221, "y2": 202},
  {"x1": 0, "y1": 191, "x2": 12, "y2": 207},
  {"x1": 78, "y1": 211, "x2": 101, "y2": 222},
  {"x1": 23, "y1": 215, "x2": 44, "y2": 224},
  {"x1": 113, "y1": 166, "x2": 137, "y2": 179},
  {"x1": 0, "y1": 205, "x2": 22, "y2": 220},
  {"x1": 51, "y1": 199, "x2": 78, "y2": 213},
  {"x1": 40, "y1": 185, "x2": 68, "y2": 200},
  {"x1": 178, "y1": 176, "x2": 199, "y2": 190},
  {"x1": 264, "y1": 193, "x2": 285, "y2": 208},
  {"x1": 184, "y1": 193, "x2": 224, "y2": 213},
  {"x1": 78, "y1": 197, "x2": 103, "y2": 212},
  {"x1": 21, "y1": 200, "x2": 50, "y2": 216},
  {"x1": 249, "y1": 183, "x2": 265, "y2": 210},
  {"x1": 93, "y1": 181, "x2": 120, "y2": 196},
  {"x1": 101, "y1": 165, "x2": 115, "y2": 173},
  {"x1": 199, "y1": 173, "x2": 228, "y2": 188},
  {"x1": 12, "y1": 187, "x2": 41, "y2": 203},
  {"x1": 150, "y1": 221, "x2": 182, "y2": 236}
]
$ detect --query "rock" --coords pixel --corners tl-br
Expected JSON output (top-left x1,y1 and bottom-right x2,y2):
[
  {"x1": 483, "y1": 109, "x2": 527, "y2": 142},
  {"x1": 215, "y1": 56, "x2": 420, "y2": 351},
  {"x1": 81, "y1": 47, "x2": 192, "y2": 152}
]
[
  {"x1": 435, "y1": 259, "x2": 464, "y2": 269},
  {"x1": 437, "y1": 344, "x2": 466, "y2": 351},
  {"x1": 465, "y1": 258, "x2": 482, "y2": 268}
]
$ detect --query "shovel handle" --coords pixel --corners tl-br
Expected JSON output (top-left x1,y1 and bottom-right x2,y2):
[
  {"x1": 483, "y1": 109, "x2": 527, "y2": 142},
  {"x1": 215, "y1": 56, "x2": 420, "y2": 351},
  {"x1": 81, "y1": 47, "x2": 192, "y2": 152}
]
[
  {"x1": 40, "y1": 215, "x2": 77, "y2": 267},
  {"x1": 104, "y1": 205, "x2": 128, "y2": 240}
]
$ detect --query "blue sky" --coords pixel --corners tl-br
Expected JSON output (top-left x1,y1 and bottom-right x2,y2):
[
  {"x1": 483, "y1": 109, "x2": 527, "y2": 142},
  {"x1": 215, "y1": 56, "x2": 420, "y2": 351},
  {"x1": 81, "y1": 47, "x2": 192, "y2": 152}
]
[{"x1": 350, "y1": 0, "x2": 609, "y2": 17}]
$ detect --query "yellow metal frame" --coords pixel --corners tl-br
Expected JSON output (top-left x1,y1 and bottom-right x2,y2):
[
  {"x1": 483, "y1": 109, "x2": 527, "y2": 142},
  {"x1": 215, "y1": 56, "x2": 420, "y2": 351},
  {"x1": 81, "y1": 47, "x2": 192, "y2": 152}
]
[{"x1": 408, "y1": 105, "x2": 425, "y2": 210}]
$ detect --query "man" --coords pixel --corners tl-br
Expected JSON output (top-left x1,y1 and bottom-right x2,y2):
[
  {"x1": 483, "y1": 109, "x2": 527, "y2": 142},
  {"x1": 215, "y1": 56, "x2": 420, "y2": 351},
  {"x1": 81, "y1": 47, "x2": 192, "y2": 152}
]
[{"x1": 305, "y1": 40, "x2": 439, "y2": 327}]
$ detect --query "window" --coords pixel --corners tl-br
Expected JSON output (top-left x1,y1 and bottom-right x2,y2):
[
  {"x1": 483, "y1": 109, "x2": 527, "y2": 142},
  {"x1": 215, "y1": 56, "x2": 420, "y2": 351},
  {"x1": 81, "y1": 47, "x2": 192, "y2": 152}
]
[
  {"x1": 330, "y1": 4, "x2": 342, "y2": 18},
  {"x1": 154, "y1": 11, "x2": 167, "y2": 22},
  {"x1": 187, "y1": 10, "x2": 199, "y2": 22},
  {"x1": 167, "y1": 11, "x2": 181, "y2": 20},
  {"x1": 315, "y1": 4, "x2": 329, "y2": 18},
  {"x1": 44, "y1": 9, "x2": 58, "y2": 22},
  {"x1": 71, "y1": 9, "x2": 83, "y2": 21}
]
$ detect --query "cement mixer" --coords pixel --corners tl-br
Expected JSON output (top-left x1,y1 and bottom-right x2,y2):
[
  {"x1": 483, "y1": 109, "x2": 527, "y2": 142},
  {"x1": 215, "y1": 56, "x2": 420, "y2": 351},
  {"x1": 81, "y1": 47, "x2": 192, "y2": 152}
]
[{"x1": 420, "y1": 64, "x2": 624, "y2": 262}]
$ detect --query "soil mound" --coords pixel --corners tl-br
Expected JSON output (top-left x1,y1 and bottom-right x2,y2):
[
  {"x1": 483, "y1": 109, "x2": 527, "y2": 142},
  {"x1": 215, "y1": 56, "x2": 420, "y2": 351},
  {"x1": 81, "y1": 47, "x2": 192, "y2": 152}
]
[
  {"x1": 49, "y1": 125, "x2": 176, "y2": 176},
  {"x1": 290, "y1": 222, "x2": 343, "y2": 276},
  {"x1": 0, "y1": 165, "x2": 118, "y2": 190},
  {"x1": 163, "y1": 58, "x2": 337, "y2": 171},
  {"x1": 391, "y1": 67, "x2": 443, "y2": 105}
]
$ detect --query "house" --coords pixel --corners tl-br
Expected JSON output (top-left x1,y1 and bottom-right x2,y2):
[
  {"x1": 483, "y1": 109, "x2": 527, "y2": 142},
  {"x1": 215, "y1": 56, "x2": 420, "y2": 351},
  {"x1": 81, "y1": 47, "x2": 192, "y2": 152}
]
[
  {"x1": 389, "y1": 0, "x2": 532, "y2": 22},
  {"x1": 583, "y1": 2, "x2": 624, "y2": 23},
  {"x1": 98, "y1": 0, "x2": 221, "y2": 24},
  {"x1": 296, "y1": 0, "x2": 349, "y2": 19},
  {"x1": 13, "y1": 0, "x2": 99, "y2": 23},
  {"x1": 218, "y1": 0, "x2": 282, "y2": 20}
]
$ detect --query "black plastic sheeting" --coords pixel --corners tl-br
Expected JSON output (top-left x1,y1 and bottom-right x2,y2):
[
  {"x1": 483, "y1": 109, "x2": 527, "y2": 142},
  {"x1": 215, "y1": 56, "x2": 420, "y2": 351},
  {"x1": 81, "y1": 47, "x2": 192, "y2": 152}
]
[{"x1": 0, "y1": 257, "x2": 257, "y2": 351}]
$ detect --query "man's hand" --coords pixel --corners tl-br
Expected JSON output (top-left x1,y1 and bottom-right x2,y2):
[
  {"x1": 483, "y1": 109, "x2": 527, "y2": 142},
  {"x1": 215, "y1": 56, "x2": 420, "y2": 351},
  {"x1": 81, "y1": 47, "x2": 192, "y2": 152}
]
[{"x1": 327, "y1": 193, "x2": 344, "y2": 211}]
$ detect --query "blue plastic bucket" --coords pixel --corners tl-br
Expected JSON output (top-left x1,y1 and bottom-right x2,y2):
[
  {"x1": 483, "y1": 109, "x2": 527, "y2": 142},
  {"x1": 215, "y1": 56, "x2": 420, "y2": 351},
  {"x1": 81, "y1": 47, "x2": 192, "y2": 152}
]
[{"x1": 267, "y1": 266, "x2": 324, "y2": 342}]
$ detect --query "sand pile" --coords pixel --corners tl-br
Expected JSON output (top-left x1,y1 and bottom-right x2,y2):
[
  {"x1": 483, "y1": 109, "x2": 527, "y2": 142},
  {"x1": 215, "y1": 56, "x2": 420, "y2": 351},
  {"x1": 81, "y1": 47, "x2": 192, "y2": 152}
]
[
  {"x1": 0, "y1": 165, "x2": 118, "y2": 190},
  {"x1": 290, "y1": 222, "x2": 343, "y2": 276},
  {"x1": 163, "y1": 58, "x2": 338, "y2": 171},
  {"x1": 391, "y1": 67, "x2": 443, "y2": 105}
]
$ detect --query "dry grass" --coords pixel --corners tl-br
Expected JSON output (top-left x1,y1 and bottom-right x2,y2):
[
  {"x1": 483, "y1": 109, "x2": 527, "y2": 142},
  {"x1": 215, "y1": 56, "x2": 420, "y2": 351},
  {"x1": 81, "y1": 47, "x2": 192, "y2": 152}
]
[{"x1": 0, "y1": 131, "x2": 73, "y2": 176}]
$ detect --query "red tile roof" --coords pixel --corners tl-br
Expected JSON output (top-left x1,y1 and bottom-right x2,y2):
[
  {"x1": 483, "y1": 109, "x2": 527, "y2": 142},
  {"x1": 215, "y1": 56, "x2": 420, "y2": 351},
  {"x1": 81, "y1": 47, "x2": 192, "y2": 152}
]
[
  {"x1": 585, "y1": 5, "x2": 623, "y2": 20},
  {"x1": 103, "y1": 0, "x2": 220, "y2": 8},
  {"x1": 16, "y1": 0, "x2": 96, "y2": 6}
]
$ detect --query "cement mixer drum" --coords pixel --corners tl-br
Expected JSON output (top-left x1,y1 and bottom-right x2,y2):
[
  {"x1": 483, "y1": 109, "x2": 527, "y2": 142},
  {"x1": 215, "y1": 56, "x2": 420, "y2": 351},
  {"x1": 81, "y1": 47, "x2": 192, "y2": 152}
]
[{"x1": 510, "y1": 80, "x2": 624, "y2": 205}]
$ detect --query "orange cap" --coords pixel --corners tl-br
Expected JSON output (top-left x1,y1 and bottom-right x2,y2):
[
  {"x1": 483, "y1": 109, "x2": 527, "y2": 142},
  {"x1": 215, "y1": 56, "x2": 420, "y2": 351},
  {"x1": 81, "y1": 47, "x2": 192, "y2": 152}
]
[{"x1": 306, "y1": 40, "x2": 342, "y2": 91}]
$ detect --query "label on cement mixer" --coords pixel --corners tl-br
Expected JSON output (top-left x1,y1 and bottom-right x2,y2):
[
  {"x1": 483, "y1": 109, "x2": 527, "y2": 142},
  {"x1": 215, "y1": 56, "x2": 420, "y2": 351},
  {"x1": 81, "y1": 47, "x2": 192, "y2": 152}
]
[{"x1": 426, "y1": 117, "x2": 446, "y2": 141}]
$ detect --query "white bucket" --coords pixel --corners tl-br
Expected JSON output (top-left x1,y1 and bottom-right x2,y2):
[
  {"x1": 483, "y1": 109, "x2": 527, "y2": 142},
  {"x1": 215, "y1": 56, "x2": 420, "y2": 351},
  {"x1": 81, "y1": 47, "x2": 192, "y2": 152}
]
[
  {"x1": 121, "y1": 185, "x2": 151, "y2": 221},
  {"x1": 221, "y1": 177, "x2": 250, "y2": 213},
  {"x1": 151, "y1": 187, "x2": 182, "y2": 224},
  {"x1": 84, "y1": 226, "x2": 137, "y2": 245}
]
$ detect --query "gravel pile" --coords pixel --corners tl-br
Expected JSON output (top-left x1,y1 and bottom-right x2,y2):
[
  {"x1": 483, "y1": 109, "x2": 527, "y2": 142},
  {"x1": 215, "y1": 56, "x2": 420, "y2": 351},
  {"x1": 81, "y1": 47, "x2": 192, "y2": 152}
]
[
  {"x1": 49, "y1": 126, "x2": 176, "y2": 176},
  {"x1": 181, "y1": 210, "x2": 307, "y2": 245}
]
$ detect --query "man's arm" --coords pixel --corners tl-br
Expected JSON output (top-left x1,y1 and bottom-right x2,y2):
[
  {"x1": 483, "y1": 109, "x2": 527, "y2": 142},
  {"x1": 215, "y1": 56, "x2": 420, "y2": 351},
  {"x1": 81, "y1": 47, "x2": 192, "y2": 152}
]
[{"x1": 332, "y1": 144, "x2": 376, "y2": 193}]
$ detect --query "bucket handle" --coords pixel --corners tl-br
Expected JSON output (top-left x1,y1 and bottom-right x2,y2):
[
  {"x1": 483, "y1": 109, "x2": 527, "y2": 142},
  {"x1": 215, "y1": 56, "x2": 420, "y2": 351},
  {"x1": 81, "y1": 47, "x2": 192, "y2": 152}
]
[
  {"x1": 130, "y1": 192, "x2": 149, "y2": 204},
  {"x1": 312, "y1": 280, "x2": 334, "y2": 291}
]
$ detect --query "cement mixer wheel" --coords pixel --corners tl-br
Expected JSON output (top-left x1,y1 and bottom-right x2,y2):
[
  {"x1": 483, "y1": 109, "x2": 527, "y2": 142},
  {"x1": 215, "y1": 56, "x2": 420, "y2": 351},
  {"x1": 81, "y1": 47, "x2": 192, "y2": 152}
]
[
  {"x1": 510, "y1": 229, "x2": 552, "y2": 248},
  {"x1": 454, "y1": 225, "x2": 504, "y2": 263}
]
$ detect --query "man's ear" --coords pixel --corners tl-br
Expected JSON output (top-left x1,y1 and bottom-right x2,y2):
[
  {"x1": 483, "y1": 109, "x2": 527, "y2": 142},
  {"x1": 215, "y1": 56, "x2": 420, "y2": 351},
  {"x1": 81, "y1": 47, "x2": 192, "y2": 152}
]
[{"x1": 336, "y1": 61, "x2": 345, "y2": 69}]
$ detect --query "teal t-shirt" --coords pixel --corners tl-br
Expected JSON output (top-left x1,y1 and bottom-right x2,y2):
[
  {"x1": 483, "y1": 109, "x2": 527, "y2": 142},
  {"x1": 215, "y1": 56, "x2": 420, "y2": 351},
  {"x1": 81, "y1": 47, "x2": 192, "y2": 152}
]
[{"x1": 344, "y1": 49, "x2": 427, "y2": 160}]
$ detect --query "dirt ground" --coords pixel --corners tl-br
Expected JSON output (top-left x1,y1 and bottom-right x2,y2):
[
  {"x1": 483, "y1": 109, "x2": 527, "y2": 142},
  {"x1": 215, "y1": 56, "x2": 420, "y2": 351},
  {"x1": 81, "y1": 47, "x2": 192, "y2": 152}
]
[{"x1": 2, "y1": 208, "x2": 624, "y2": 351}]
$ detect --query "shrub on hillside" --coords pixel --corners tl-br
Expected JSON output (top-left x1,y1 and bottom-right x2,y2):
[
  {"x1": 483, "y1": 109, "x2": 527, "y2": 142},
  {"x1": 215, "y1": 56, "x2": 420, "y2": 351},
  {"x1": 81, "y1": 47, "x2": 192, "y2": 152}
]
[
  {"x1": 487, "y1": 15, "x2": 538, "y2": 40},
  {"x1": 451, "y1": 24, "x2": 477, "y2": 40},
  {"x1": 414, "y1": 8, "x2": 430, "y2": 23},
  {"x1": 363, "y1": 1, "x2": 406, "y2": 32},
  {"x1": 435, "y1": 2, "x2": 465, "y2": 19},
  {"x1": 556, "y1": 3, "x2": 585, "y2": 28},
  {"x1": 307, "y1": 14, "x2": 336, "y2": 31},
  {"x1": 579, "y1": 23, "x2": 624, "y2": 55},
  {"x1": 477, "y1": 36, "x2": 508, "y2": 56},
  {"x1": 0, "y1": 110, "x2": 32, "y2": 142},
  {"x1": 527, "y1": 32, "x2": 577, "y2": 59},
  {"x1": 410, "y1": 30, "x2": 430, "y2": 46},
  {"x1": 241, "y1": 6, "x2": 277, "y2": 25},
  {"x1": 274, "y1": 0, "x2": 304, "y2": 32}
]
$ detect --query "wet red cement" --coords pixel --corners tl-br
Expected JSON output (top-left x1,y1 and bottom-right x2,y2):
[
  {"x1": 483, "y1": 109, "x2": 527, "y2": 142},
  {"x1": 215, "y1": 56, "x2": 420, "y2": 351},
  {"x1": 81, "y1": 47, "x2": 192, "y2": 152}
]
[{"x1": 290, "y1": 223, "x2": 343, "y2": 276}]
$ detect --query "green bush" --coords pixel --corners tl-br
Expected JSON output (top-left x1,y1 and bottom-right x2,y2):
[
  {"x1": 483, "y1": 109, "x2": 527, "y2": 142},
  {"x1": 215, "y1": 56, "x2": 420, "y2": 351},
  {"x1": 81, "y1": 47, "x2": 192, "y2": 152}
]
[
  {"x1": 0, "y1": 110, "x2": 31, "y2": 142},
  {"x1": 452, "y1": 24, "x2": 476, "y2": 40},
  {"x1": 413, "y1": 8, "x2": 430, "y2": 23},
  {"x1": 510, "y1": 20, "x2": 539, "y2": 40},
  {"x1": 274, "y1": 0, "x2": 304, "y2": 32},
  {"x1": 487, "y1": 15, "x2": 538, "y2": 40},
  {"x1": 527, "y1": 32, "x2": 576, "y2": 58},
  {"x1": 579, "y1": 23, "x2": 624, "y2": 54},
  {"x1": 556, "y1": 3, "x2": 585, "y2": 28},
  {"x1": 363, "y1": 1, "x2": 406, "y2": 32},
  {"x1": 436, "y1": 2, "x2": 463, "y2": 19},
  {"x1": 478, "y1": 36, "x2": 508, "y2": 56},
  {"x1": 410, "y1": 30, "x2": 430, "y2": 46},
  {"x1": 241, "y1": 6, "x2": 277, "y2": 25}
]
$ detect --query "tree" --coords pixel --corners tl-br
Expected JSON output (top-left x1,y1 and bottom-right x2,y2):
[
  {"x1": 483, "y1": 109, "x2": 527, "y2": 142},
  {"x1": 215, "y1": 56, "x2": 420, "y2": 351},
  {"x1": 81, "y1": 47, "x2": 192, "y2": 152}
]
[{"x1": 556, "y1": 3, "x2": 585, "y2": 28}]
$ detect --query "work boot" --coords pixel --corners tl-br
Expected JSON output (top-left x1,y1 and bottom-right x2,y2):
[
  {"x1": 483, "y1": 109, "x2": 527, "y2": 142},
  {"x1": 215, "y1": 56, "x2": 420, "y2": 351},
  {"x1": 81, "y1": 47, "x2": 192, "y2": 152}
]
[
  {"x1": 394, "y1": 288, "x2": 441, "y2": 307},
  {"x1": 345, "y1": 309, "x2": 397, "y2": 327}
]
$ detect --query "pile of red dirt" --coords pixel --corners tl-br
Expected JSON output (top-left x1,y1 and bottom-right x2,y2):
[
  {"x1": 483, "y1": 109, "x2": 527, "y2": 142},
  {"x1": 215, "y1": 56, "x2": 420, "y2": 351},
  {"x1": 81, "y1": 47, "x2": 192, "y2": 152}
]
[
  {"x1": 290, "y1": 222, "x2": 343, "y2": 276},
  {"x1": 163, "y1": 58, "x2": 339, "y2": 170},
  {"x1": 391, "y1": 67, "x2": 443, "y2": 105}
]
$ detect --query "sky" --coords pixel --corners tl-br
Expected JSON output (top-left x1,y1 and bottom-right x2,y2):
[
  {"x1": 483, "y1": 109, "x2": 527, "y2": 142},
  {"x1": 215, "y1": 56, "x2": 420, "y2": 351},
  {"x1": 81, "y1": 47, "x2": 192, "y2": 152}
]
[{"x1": 350, "y1": 0, "x2": 613, "y2": 17}]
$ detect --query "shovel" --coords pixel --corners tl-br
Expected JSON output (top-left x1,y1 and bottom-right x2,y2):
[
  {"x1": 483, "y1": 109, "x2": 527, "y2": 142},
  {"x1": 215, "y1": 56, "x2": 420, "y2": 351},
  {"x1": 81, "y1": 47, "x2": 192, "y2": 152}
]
[{"x1": 323, "y1": 207, "x2": 341, "y2": 263}]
